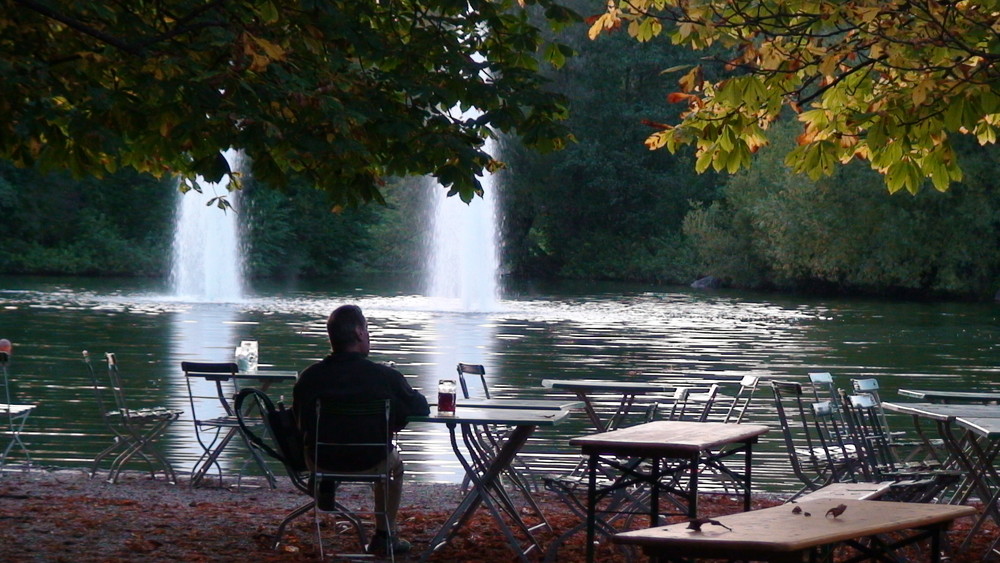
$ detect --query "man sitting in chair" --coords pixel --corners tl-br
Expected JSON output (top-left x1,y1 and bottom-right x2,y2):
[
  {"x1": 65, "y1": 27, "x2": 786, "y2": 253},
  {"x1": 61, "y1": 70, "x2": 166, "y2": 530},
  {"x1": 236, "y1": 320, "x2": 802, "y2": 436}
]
[{"x1": 294, "y1": 304, "x2": 429, "y2": 555}]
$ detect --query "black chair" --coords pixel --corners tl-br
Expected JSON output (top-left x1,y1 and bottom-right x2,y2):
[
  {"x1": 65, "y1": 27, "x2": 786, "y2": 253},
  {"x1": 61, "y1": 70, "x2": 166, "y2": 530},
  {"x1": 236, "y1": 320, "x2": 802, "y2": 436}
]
[
  {"x1": 311, "y1": 397, "x2": 395, "y2": 561},
  {"x1": 770, "y1": 380, "x2": 862, "y2": 500},
  {"x1": 0, "y1": 350, "x2": 35, "y2": 473},
  {"x1": 457, "y1": 362, "x2": 491, "y2": 400},
  {"x1": 233, "y1": 388, "x2": 367, "y2": 553},
  {"x1": 84, "y1": 351, "x2": 182, "y2": 483},
  {"x1": 181, "y1": 361, "x2": 275, "y2": 488}
]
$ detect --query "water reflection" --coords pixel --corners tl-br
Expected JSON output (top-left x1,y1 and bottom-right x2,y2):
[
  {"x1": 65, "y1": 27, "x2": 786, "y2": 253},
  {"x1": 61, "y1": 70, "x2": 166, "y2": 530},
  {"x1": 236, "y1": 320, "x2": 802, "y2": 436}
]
[
  {"x1": 166, "y1": 304, "x2": 242, "y2": 476},
  {"x1": 2, "y1": 276, "x2": 1000, "y2": 490}
]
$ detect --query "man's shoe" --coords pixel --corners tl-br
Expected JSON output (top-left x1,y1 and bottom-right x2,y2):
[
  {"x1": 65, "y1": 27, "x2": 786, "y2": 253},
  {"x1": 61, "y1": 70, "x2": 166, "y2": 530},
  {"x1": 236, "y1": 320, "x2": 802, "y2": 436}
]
[{"x1": 366, "y1": 531, "x2": 412, "y2": 555}]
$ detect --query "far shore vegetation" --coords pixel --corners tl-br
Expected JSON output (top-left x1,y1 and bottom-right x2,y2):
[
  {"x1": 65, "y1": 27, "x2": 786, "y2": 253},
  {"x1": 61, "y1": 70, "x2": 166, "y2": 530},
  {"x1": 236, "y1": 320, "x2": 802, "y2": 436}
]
[{"x1": 3, "y1": 1, "x2": 1000, "y2": 302}]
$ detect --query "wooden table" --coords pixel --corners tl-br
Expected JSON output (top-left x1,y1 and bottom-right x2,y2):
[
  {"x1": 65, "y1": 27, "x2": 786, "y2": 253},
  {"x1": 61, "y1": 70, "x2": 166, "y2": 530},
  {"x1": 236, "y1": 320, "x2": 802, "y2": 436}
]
[
  {"x1": 614, "y1": 498, "x2": 975, "y2": 562},
  {"x1": 899, "y1": 388, "x2": 1000, "y2": 404},
  {"x1": 570, "y1": 420, "x2": 769, "y2": 562},
  {"x1": 541, "y1": 379, "x2": 675, "y2": 431},
  {"x1": 410, "y1": 407, "x2": 570, "y2": 562},
  {"x1": 882, "y1": 401, "x2": 1000, "y2": 553}
]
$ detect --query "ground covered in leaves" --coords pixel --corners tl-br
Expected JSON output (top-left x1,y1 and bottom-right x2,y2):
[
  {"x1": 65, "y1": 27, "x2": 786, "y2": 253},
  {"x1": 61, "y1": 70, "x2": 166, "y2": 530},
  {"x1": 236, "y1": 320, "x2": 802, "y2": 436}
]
[{"x1": 0, "y1": 469, "x2": 995, "y2": 561}]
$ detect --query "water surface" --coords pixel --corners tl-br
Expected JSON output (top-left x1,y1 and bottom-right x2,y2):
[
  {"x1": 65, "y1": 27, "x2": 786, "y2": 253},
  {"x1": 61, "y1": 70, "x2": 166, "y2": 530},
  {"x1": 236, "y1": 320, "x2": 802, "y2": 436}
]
[{"x1": 1, "y1": 275, "x2": 997, "y2": 491}]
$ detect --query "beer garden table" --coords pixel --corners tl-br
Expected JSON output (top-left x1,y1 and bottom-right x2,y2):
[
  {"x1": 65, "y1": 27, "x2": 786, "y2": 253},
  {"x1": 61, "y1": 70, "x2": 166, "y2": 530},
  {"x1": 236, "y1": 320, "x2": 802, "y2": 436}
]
[
  {"x1": 409, "y1": 405, "x2": 571, "y2": 562},
  {"x1": 540, "y1": 379, "x2": 675, "y2": 432},
  {"x1": 613, "y1": 498, "x2": 975, "y2": 562},
  {"x1": 898, "y1": 389, "x2": 1000, "y2": 404},
  {"x1": 569, "y1": 420, "x2": 769, "y2": 562},
  {"x1": 882, "y1": 401, "x2": 1000, "y2": 554},
  {"x1": 185, "y1": 368, "x2": 298, "y2": 488}
]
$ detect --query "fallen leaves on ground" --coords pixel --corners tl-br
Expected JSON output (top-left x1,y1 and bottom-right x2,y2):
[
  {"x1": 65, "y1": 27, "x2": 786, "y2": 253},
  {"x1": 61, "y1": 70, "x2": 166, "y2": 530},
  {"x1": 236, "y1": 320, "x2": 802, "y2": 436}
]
[{"x1": 0, "y1": 481, "x2": 995, "y2": 562}]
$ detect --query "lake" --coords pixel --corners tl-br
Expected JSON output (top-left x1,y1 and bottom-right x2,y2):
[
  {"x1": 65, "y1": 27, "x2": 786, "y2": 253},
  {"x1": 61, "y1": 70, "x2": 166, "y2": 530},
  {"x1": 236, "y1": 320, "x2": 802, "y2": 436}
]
[{"x1": 1, "y1": 274, "x2": 998, "y2": 491}]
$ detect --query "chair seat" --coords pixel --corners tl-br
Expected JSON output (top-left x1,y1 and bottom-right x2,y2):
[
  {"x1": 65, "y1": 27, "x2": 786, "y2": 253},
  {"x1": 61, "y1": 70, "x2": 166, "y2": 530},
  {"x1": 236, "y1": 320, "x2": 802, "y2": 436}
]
[
  {"x1": 196, "y1": 415, "x2": 242, "y2": 428},
  {"x1": 796, "y1": 443, "x2": 857, "y2": 462},
  {"x1": 106, "y1": 407, "x2": 183, "y2": 420},
  {"x1": 1, "y1": 403, "x2": 35, "y2": 416},
  {"x1": 129, "y1": 407, "x2": 184, "y2": 419}
]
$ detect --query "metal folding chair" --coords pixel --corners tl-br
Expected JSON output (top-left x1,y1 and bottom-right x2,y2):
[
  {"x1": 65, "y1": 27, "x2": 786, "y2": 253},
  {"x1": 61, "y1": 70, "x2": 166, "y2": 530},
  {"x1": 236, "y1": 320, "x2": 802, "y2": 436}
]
[
  {"x1": 181, "y1": 361, "x2": 275, "y2": 488},
  {"x1": 233, "y1": 388, "x2": 368, "y2": 553},
  {"x1": 770, "y1": 380, "x2": 862, "y2": 500},
  {"x1": 84, "y1": 351, "x2": 182, "y2": 483},
  {"x1": 1, "y1": 349, "x2": 35, "y2": 473},
  {"x1": 838, "y1": 390, "x2": 958, "y2": 503},
  {"x1": 644, "y1": 384, "x2": 720, "y2": 423},
  {"x1": 852, "y1": 377, "x2": 945, "y2": 466},
  {"x1": 311, "y1": 398, "x2": 395, "y2": 561},
  {"x1": 457, "y1": 362, "x2": 491, "y2": 400}
]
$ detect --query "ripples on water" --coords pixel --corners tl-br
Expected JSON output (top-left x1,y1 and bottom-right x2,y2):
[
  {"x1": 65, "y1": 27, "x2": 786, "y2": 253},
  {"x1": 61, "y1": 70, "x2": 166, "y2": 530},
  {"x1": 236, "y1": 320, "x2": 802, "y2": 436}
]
[{"x1": 1, "y1": 277, "x2": 998, "y2": 491}]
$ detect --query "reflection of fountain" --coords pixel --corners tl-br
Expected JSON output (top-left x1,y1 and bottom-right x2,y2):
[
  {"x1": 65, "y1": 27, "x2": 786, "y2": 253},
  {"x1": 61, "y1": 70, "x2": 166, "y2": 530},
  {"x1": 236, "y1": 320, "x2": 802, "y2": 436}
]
[
  {"x1": 427, "y1": 139, "x2": 501, "y2": 312},
  {"x1": 167, "y1": 304, "x2": 240, "y2": 475},
  {"x1": 171, "y1": 149, "x2": 244, "y2": 302}
]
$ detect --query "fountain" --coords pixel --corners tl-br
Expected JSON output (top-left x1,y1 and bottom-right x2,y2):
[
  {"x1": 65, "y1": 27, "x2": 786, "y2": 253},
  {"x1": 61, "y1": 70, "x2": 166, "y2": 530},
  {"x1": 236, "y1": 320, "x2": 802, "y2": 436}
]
[
  {"x1": 425, "y1": 138, "x2": 502, "y2": 387},
  {"x1": 427, "y1": 138, "x2": 501, "y2": 312},
  {"x1": 170, "y1": 149, "x2": 245, "y2": 303}
]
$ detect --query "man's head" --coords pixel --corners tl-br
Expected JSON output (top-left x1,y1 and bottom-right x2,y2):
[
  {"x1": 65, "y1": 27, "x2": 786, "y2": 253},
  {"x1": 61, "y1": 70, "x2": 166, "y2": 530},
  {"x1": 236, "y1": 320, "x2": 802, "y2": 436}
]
[{"x1": 326, "y1": 305, "x2": 370, "y2": 355}]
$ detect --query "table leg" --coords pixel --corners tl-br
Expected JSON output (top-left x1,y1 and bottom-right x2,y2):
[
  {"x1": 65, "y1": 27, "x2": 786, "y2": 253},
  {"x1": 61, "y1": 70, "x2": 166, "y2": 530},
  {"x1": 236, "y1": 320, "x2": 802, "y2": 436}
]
[
  {"x1": 586, "y1": 453, "x2": 598, "y2": 563},
  {"x1": 421, "y1": 423, "x2": 541, "y2": 562}
]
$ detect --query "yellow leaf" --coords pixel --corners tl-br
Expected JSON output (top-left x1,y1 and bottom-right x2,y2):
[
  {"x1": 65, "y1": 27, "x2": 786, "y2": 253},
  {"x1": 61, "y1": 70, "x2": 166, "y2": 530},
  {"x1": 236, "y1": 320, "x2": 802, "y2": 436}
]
[
  {"x1": 253, "y1": 36, "x2": 287, "y2": 62},
  {"x1": 645, "y1": 131, "x2": 669, "y2": 150}
]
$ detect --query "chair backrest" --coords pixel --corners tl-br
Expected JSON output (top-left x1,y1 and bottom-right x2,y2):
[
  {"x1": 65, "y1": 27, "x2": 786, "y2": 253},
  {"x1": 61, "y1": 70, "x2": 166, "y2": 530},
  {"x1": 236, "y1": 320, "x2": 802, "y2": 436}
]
[
  {"x1": 838, "y1": 390, "x2": 897, "y2": 480},
  {"x1": 313, "y1": 398, "x2": 391, "y2": 474},
  {"x1": 181, "y1": 361, "x2": 239, "y2": 420},
  {"x1": 1, "y1": 350, "x2": 14, "y2": 406},
  {"x1": 646, "y1": 384, "x2": 719, "y2": 423},
  {"x1": 83, "y1": 350, "x2": 117, "y2": 420},
  {"x1": 104, "y1": 352, "x2": 133, "y2": 416},
  {"x1": 721, "y1": 375, "x2": 760, "y2": 424},
  {"x1": 456, "y1": 363, "x2": 490, "y2": 400},
  {"x1": 850, "y1": 378, "x2": 895, "y2": 442},
  {"x1": 771, "y1": 380, "x2": 860, "y2": 491}
]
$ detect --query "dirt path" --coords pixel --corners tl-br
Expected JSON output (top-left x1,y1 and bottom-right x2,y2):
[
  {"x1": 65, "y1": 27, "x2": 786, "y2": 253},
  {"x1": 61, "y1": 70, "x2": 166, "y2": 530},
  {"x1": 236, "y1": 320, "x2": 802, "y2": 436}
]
[{"x1": 0, "y1": 469, "x2": 994, "y2": 561}]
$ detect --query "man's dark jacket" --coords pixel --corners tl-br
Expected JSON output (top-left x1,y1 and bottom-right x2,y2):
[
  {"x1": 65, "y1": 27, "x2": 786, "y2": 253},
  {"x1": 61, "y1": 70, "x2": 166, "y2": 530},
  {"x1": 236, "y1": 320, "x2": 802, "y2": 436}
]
[{"x1": 293, "y1": 351, "x2": 429, "y2": 470}]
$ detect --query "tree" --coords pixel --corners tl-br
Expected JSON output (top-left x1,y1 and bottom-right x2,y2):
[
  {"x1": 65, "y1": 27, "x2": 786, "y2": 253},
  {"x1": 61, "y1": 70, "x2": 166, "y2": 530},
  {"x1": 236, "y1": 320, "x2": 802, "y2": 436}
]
[
  {"x1": 590, "y1": 0, "x2": 1000, "y2": 194},
  {"x1": 683, "y1": 121, "x2": 1000, "y2": 298},
  {"x1": 1, "y1": 0, "x2": 578, "y2": 206}
]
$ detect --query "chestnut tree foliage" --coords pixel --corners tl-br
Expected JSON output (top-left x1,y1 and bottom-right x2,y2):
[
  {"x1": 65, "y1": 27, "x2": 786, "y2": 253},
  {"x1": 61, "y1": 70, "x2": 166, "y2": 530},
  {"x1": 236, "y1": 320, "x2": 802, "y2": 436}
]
[
  {"x1": 591, "y1": 0, "x2": 1000, "y2": 194},
  {"x1": 0, "y1": 0, "x2": 577, "y2": 206}
]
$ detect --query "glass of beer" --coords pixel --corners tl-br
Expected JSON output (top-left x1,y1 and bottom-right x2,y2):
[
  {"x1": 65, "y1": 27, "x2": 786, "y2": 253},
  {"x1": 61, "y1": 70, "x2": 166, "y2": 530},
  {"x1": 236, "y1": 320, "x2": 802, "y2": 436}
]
[{"x1": 437, "y1": 379, "x2": 457, "y2": 415}]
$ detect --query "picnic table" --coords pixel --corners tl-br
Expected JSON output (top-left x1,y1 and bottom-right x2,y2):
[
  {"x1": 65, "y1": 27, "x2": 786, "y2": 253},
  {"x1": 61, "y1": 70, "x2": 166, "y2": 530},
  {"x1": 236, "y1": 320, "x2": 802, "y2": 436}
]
[
  {"x1": 613, "y1": 498, "x2": 975, "y2": 562},
  {"x1": 410, "y1": 406, "x2": 570, "y2": 562},
  {"x1": 569, "y1": 420, "x2": 769, "y2": 562},
  {"x1": 898, "y1": 388, "x2": 1000, "y2": 404},
  {"x1": 882, "y1": 401, "x2": 1000, "y2": 553}
]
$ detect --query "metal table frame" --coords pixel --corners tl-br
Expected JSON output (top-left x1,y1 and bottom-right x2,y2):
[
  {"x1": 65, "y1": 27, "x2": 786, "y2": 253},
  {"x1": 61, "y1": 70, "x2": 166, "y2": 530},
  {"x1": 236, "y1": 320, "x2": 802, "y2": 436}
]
[
  {"x1": 410, "y1": 406, "x2": 570, "y2": 562},
  {"x1": 882, "y1": 401, "x2": 1000, "y2": 554},
  {"x1": 541, "y1": 379, "x2": 674, "y2": 432}
]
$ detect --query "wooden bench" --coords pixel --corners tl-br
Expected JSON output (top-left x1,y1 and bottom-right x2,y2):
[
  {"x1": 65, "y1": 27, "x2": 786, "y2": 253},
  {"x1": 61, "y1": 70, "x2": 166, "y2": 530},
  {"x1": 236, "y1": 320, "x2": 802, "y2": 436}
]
[
  {"x1": 614, "y1": 498, "x2": 975, "y2": 562},
  {"x1": 794, "y1": 481, "x2": 893, "y2": 502}
]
